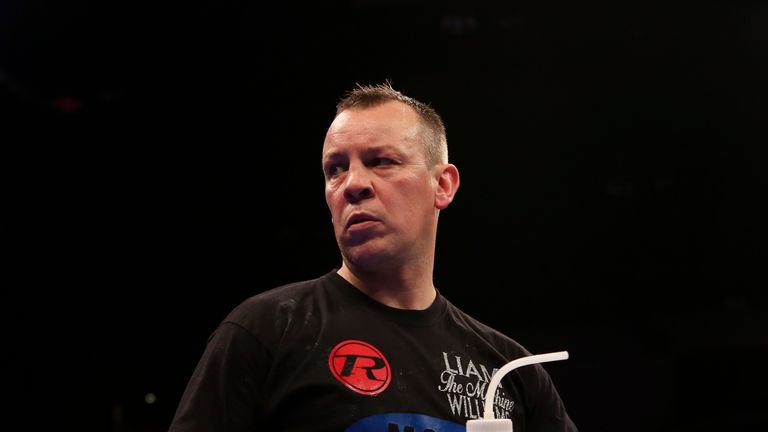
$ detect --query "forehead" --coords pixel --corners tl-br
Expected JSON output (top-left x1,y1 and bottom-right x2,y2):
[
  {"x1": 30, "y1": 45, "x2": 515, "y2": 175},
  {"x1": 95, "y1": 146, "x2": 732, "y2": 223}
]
[{"x1": 322, "y1": 101, "x2": 424, "y2": 157}]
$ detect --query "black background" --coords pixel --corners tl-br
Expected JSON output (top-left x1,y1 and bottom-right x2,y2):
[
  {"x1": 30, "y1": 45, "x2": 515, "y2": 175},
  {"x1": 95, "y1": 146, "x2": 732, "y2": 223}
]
[{"x1": 4, "y1": 1, "x2": 767, "y2": 431}]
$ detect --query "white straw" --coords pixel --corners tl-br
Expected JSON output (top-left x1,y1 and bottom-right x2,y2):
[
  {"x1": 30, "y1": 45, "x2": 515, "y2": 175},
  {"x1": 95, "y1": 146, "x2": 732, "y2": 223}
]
[{"x1": 482, "y1": 351, "x2": 570, "y2": 419}]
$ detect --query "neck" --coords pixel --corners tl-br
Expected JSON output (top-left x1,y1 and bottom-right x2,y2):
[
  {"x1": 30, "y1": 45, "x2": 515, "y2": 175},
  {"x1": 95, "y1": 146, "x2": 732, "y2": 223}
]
[{"x1": 337, "y1": 264, "x2": 437, "y2": 310}]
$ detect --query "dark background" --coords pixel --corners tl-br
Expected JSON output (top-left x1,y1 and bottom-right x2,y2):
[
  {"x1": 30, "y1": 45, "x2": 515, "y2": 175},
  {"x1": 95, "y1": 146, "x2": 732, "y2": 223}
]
[{"x1": 4, "y1": 1, "x2": 767, "y2": 431}]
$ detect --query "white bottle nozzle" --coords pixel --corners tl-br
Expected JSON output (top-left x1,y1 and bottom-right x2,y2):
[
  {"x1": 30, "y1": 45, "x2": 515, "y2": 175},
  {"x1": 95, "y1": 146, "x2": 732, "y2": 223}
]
[
  {"x1": 466, "y1": 351, "x2": 569, "y2": 432},
  {"x1": 466, "y1": 418, "x2": 514, "y2": 432}
]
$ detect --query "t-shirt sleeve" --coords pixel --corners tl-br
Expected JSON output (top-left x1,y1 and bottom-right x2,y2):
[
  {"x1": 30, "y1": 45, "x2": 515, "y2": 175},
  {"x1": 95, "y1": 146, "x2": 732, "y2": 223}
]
[
  {"x1": 523, "y1": 363, "x2": 578, "y2": 432},
  {"x1": 168, "y1": 321, "x2": 271, "y2": 432}
]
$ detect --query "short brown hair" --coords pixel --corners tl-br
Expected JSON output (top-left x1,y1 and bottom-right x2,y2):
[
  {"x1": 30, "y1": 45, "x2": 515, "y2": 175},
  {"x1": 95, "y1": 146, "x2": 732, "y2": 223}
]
[{"x1": 335, "y1": 81, "x2": 448, "y2": 166}]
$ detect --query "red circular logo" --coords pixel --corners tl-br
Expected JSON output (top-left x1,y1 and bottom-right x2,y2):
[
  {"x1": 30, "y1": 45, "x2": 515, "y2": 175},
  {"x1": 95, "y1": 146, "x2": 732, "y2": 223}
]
[{"x1": 328, "y1": 340, "x2": 391, "y2": 395}]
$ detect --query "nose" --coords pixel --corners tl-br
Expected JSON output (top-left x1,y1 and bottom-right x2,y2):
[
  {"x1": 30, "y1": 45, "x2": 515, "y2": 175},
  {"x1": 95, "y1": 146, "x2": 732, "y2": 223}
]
[{"x1": 343, "y1": 163, "x2": 374, "y2": 203}]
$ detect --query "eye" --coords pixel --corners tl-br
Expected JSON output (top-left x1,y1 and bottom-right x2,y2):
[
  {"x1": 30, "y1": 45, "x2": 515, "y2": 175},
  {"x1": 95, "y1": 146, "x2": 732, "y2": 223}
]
[
  {"x1": 370, "y1": 157, "x2": 396, "y2": 167},
  {"x1": 324, "y1": 163, "x2": 347, "y2": 178}
]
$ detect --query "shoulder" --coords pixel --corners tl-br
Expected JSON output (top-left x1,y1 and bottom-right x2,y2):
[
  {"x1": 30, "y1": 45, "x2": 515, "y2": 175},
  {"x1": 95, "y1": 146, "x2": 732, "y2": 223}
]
[
  {"x1": 217, "y1": 271, "x2": 342, "y2": 343},
  {"x1": 443, "y1": 298, "x2": 532, "y2": 358},
  {"x1": 226, "y1": 272, "x2": 332, "y2": 321}
]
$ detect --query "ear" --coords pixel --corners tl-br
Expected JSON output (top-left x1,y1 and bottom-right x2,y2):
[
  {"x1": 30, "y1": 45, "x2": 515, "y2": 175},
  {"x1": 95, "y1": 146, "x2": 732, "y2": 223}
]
[{"x1": 434, "y1": 163, "x2": 460, "y2": 210}]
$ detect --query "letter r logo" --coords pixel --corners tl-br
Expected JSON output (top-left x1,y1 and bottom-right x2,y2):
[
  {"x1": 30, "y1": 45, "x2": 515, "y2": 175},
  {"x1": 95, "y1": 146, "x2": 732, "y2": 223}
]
[{"x1": 329, "y1": 340, "x2": 391, "y2": 395}]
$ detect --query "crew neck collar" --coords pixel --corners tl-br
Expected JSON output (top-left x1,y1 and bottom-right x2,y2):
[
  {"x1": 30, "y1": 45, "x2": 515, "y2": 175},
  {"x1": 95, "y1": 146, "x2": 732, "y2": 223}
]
[{"x1": 326, "y1": 269, "x2": 447, "y2": 327}]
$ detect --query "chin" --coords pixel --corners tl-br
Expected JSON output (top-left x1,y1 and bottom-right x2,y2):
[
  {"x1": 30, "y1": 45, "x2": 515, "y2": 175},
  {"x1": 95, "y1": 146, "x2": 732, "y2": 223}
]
[{"x1": 342, "y1": 245, "x2": 394, "y2": 271}]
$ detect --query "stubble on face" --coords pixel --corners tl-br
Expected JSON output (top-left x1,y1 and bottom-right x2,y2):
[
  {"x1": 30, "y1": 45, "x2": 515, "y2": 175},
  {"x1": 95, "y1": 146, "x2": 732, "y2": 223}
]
[{"x1": 322, "y1": 102, "x2": 437, "y2": 273}]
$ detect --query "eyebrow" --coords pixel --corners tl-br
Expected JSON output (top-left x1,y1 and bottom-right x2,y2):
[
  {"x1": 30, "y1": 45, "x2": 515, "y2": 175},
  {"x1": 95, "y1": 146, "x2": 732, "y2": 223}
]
[
  {"x1": 323, "y1": 144, "x2": 405, "y2": 160},
  {"x1": 363, "y1": 144, "x2": 401, "y2": 154},
  {"x1": 322, "y1": 151, "x2": 344, "y2": 165}
]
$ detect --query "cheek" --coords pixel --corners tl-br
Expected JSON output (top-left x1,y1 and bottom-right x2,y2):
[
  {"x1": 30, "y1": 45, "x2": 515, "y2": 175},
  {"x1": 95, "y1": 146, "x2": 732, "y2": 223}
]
[
  {"x1": 324, "y1": 185, "x2": 335, "y2": 204},
  {"x1": 400, "y1": 182, "x2": 434, "y2": 211},
  {"x1": 325, "y1": 189, "x2": 343, "y2": 217}
]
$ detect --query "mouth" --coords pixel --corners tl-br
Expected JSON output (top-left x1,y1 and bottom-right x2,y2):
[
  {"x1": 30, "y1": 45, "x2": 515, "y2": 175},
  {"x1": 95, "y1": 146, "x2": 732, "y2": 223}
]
[{"x1": 345, "y1": 213, "x2": 378, "y2": 229}]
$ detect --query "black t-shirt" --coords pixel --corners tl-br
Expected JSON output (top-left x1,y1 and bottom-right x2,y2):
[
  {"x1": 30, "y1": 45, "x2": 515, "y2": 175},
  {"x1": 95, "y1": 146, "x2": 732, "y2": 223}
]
[{"x1": 169, "y1": 270, "x2": 577, "y2": 432}]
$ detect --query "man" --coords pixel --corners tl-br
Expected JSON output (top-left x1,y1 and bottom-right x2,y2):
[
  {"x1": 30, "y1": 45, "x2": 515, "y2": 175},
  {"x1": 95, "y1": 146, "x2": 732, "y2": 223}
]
[{"x1": 168, "y1": 82, "x2": 577, "y2": 431}]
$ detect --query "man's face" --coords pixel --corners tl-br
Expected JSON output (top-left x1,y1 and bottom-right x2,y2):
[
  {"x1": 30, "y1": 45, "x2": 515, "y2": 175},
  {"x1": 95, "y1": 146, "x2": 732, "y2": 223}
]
[{"x1": 322, "y1": 101, "x2": 439, "y2": 271}]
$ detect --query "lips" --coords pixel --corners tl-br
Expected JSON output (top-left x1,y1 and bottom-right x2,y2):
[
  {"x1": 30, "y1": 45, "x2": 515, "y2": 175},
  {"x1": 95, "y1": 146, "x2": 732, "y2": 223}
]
[{"x1": 345, "y1": 213, "x2": 378, "y2": 229}]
